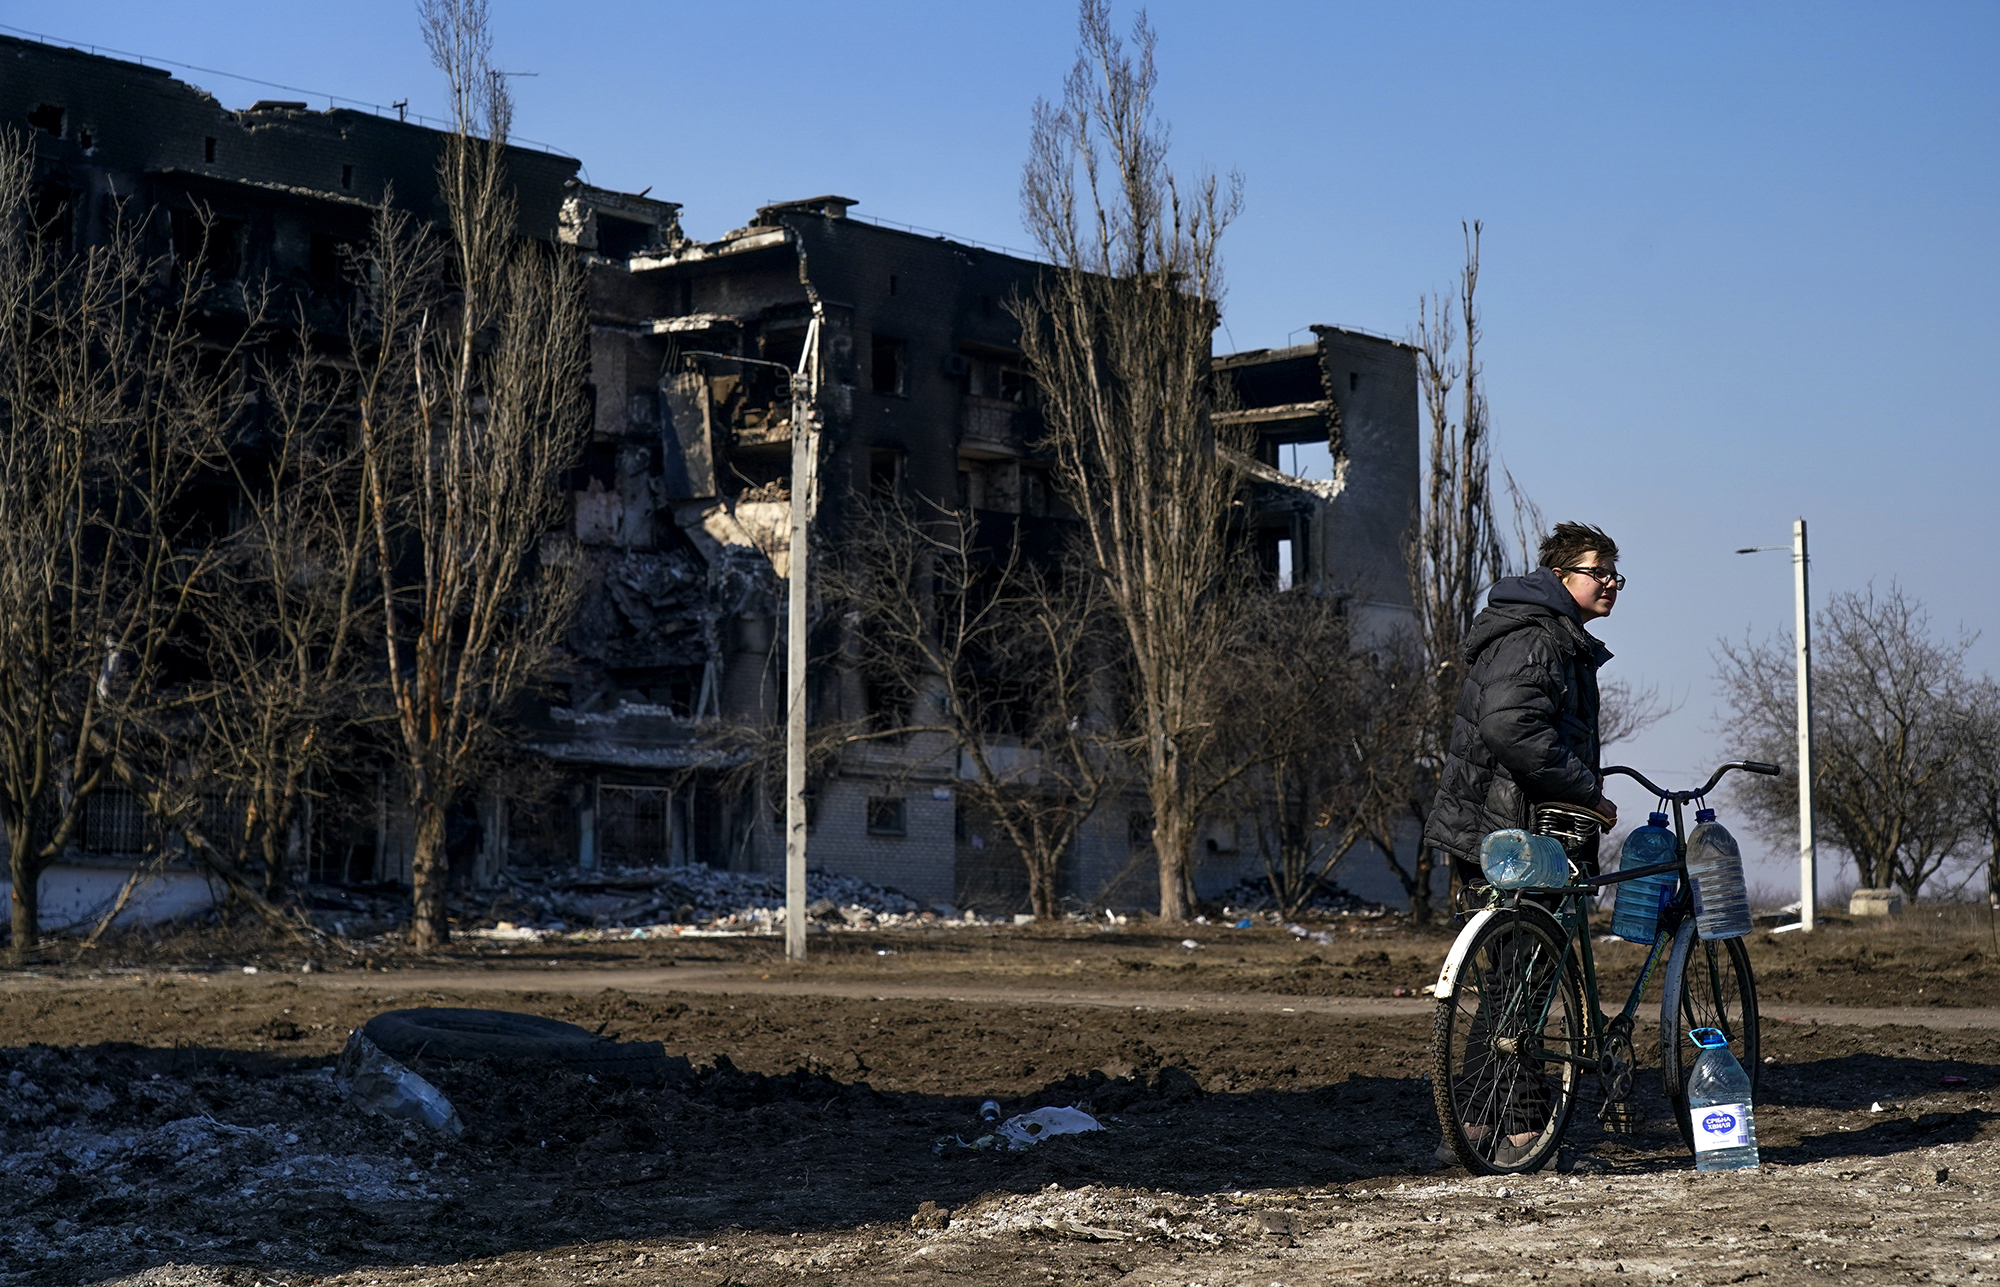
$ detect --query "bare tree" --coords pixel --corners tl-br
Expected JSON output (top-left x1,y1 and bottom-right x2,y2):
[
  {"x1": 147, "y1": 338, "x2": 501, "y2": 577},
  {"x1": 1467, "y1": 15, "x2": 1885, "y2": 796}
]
[
  {"x1": 0, "y1": 130, "x2": 241, "y2": 957},
  {"x1": 1016, "y1": 0, "x2": 1244, "y2": 921},
  {"x1": 826, "y1": 497, "x2": 1121, "y2": 920},
  {"x1": 187, "y1": 311, "x2": 375, "y2": 900},
  {"x1": 1405, "y1": 222, "x2": 1508, "y2": 922},
  {"x1": 1221, "y1": 591, "x2": 1427, "y2": 918},
  {"x1": 356, "y1": 0, "x2": 590, "y2": 947},
  {"x1": 1717, "y1": 584, "x2": 1976, "y2": 901},
  {"x1": 1963, "y1": 679, "x2": 2000, "y2": 906}
]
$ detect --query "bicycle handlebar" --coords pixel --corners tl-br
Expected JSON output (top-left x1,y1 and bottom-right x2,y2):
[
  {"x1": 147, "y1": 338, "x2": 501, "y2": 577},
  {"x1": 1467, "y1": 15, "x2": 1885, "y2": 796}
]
[{"x1": 1600, "y1": 760, "x2": 1779, "y2": 803}]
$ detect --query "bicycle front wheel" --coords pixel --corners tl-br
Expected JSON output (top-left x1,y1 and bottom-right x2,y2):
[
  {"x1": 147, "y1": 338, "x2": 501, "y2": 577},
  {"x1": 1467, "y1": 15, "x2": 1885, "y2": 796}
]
[
  {"x1": 1658, "y1": 918, "x2": 1760, "y2": 1151},
  {"x1": 1432, "y1": 905, "x2": 1583, "y2": 1175}
]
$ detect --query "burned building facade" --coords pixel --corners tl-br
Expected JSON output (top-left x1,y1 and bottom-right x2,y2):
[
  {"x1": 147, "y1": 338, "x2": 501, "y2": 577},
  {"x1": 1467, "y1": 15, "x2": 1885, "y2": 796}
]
[{"x1": 9, "y1": 34, "x2": 1419, "y2": 919}]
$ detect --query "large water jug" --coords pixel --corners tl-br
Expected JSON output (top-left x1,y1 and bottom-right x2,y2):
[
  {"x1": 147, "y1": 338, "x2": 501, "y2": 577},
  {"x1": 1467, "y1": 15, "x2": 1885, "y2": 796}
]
[
  {"x1": 1687, "y1": 1027, "x2": 1760, "y2": 1171},
  {"x1": 1479, "y1": 829, "x2": 1568, "y2": 890},
  {"x1": 1685, "y1": 810, "x2": 1753, "y2": 940},
  {"x1": 1610, "y1": 814, "x2": 1679, "y2": 943}
]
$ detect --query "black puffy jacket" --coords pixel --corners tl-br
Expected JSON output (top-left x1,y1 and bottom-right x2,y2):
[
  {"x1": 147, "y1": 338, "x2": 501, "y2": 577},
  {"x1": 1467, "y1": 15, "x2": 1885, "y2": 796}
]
[{"x1": 1422, "y1": 568, "x2": 1612, "y2": 867}]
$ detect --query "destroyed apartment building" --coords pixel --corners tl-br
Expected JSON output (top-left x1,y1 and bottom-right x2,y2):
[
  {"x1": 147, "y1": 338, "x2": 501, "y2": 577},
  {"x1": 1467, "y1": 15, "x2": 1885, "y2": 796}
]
[{"x1": 6, "y1": 33, "x2": 1419, "y2": 921}]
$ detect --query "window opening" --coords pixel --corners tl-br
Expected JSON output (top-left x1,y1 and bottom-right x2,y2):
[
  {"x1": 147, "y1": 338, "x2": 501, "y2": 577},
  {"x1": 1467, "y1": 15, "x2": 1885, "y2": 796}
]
[
  {"x1": 870, "y1": 448, "x2": 903, "y2": 498},
  {"x1": 1349, "y1": 371, "x2": 1360, "y2": 392},
  {"x1": 867, "y1": 797, "x2": 907, "y2": 836},
  {"x1": 340, "y1": 164, "x2": 354, "y2": 190},
  {"x1": 171, "y1": 209, "x2": 243, "y2": 280},
  {"x1": 888, "y1": 273, "x2": 899, "y2": 296},
  {"x1": 28, "y1": 104, "x2": 64, "y2": 138},
  {"x1": 870, "y1": 334, "x2": 905, "y2": 395},
  {"x1": 203, "y1": 136, "x2": 216, "y2": 163},
  {"x1": 597, "y1": 785, "x2": 673, "y2": 867}
]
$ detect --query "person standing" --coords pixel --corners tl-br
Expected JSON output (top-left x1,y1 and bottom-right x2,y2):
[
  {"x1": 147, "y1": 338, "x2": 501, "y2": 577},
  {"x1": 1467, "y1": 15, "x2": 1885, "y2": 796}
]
[{"x1": 1422, "y1": 521, "x2": 1622, "y2": 908}]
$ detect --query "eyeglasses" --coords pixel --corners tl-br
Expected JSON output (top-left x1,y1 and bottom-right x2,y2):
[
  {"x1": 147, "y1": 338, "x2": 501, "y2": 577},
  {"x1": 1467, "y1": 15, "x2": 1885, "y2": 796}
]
[{"x1": 1559, "y1": 566, "x2": 1626, "y2": 590}]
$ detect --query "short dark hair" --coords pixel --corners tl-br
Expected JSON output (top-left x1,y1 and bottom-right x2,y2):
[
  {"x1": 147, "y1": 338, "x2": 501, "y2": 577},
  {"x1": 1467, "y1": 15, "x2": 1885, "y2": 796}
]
[{"x1": 1538, "y1": 522, "x2": 1619, "y2": 571}]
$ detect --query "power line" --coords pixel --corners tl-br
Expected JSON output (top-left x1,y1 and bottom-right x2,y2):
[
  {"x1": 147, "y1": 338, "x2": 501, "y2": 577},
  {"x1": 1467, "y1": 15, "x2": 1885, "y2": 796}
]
[{"x1": 0, "y1": 21, "x2": 573, "y2": 157}]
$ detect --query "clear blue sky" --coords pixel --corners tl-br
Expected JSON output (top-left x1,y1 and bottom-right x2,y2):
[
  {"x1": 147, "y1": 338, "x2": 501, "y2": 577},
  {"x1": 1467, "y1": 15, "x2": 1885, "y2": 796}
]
[{"x1": 10, "y1": 0, "x2": 1996, "y2": 894}]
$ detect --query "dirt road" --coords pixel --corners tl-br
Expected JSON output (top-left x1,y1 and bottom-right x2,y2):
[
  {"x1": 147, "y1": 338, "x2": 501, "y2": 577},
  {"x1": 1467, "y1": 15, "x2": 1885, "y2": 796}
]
[{"x1": 3, "y1": 920, "x2": 1996, "y2": 1286}]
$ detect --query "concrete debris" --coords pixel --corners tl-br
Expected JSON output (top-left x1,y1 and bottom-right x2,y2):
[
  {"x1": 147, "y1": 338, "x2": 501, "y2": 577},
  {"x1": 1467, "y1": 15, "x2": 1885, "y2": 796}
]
[
  {"x1": 488, "y1": 865, "x2": 937, "y2": 935},
  {"x1": 1211, "y1": 874, "x2": 1386, "y2": 916}
]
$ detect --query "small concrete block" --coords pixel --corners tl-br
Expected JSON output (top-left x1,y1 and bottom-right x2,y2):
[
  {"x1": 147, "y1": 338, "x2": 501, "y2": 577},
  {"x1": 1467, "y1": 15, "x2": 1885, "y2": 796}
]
[{"x1": 1850, "y1": 887, "x2": 1903, "y2": 916}]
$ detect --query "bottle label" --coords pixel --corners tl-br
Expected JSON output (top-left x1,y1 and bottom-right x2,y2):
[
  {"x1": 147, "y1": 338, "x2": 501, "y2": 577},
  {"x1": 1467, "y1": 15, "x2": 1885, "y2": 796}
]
[{"x1": 1692, "y1": 1101, "x2": 1753, "y2": 1151}]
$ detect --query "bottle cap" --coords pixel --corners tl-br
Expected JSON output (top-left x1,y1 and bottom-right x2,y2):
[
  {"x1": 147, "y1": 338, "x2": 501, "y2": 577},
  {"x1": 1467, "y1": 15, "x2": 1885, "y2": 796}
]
[
  {"x1": 1695, "y1": 808, "x2": 1716, "y2": 823},
  {"x1": 1648, "y1": 812, "x2": 1669, "y2": 828},
  {"x1": 1689, "y1": 1027, "x2": 1730, "y2": 1049}
]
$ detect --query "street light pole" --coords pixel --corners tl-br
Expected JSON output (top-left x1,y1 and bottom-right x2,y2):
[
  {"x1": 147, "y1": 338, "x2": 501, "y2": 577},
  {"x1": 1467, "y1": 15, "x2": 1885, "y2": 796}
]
[
  {"x1": 682, "y1": 316, "x2": 822, "y2": 962},
  {"x1": 1735, "y1": 519, "x2": 1816, "y2": 930},
  {"x1": 1791, "y1": 519, "x2": 1816, "y2": 931}
]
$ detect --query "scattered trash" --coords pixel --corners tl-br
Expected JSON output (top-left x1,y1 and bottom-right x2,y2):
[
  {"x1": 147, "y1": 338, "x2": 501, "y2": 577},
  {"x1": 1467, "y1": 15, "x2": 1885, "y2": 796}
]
[
  {"x1": 979, "y1": 1100, "x2": 1002, "y2": 1123},
  {"x1": 336, "y1": 1032, "x2": 464, "y2": 1136},
  {"x1": 241, "y1": 966, "x2": 258, "y2": 975},
  {"x1": 1233, "y1": 918, "x2": 1253, "y2": 929},
  {"x1": 876, "y1": 949, "x2": 897, "y2": 957},
  {"x1": 1391, "y1": 987, "x2": 1418, "y2": 998},
  {"x1": 1771, "y1": 922, "x2": 1806, "y2": 934},
  {"x1": 933, "y1": 1133, "x2": 1002, "y2": 1155},
  {"x1": 1180, "y1": 939, "x2": 1201, "y2": 951},
  {"x1": 1193, "y1": 915, "x2": 1211, "y2": 925},
  {"x1": 996, "y1": 1106, "x2": 1104, "y2": 1149},
  {"x1": 1870, "y1": 1101, "x2": 1887, "y2": 1113},
  {"x1": 1941, "y1": 1075, "x2": 1969, "y2": 1086},
  {"x1": 1014, "y1": 914, "x2": 1036, "y2": 926}
]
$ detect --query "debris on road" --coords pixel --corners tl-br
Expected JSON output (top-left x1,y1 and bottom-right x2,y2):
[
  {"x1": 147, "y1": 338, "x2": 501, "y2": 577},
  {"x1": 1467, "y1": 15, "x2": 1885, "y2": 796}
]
[
  {"x1": 336, "y1": 1032, "x2": 464, "y2": 1136},
  {"x1": 995, "y1": 1106, "x2": 1104, "y2": 1148}
]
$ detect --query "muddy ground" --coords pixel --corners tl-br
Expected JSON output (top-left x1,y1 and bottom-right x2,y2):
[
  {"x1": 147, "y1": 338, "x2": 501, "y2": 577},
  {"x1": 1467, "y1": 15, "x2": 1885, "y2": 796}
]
[{"x1": 4, "y1": 911, "x2": 1999, "y2": 1285}]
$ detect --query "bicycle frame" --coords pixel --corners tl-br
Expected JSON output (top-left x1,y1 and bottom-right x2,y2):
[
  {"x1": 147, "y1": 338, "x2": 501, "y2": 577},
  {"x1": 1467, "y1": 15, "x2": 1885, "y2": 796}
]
[{"x1": 1448, "y1": 760, "x2": 1778, "y2": 1078}]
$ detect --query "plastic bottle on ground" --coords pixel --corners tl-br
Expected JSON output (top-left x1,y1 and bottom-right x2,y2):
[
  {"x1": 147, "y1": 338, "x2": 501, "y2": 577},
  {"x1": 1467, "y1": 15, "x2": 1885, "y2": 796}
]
[
  {"x1": 1685, "y1": 809, "x2": 1753, "y2": 940},
  {"x1": 1686, "y1": 1027, "x2": 1759, "y2": 1171},
  {"x1": 1479, "y1": 829, "x2": 1568, "y2": 890},
  {"x1": 1610, "y1": 814, "x2": 1679, "y2": 943}
]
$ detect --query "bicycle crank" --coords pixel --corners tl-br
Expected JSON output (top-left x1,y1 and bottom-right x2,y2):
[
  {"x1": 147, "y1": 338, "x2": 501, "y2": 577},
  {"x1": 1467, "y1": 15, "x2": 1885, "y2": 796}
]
[{"x1": 1596, "y1": 1015, "x2": 1638, "y2": 1133}]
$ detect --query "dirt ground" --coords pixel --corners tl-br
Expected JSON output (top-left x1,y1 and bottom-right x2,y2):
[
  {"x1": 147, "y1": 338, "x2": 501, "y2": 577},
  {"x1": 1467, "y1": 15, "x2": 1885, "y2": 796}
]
[{"x1": 4, "y1": 909, "x2": 1999, "y2": 1286}]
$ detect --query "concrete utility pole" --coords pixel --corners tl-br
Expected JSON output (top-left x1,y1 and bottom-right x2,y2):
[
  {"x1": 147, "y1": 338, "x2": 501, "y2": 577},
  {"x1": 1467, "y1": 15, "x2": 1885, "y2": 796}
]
[
  {"x1": 1736, "y1": 519, "x2": 1817, "y2": 930},
  {"x1": 783, "y1": 314, "x2": 822, "y2": 963},
  {"x1": 683, "y1": 313, "x2": 822, "y2": 962}
]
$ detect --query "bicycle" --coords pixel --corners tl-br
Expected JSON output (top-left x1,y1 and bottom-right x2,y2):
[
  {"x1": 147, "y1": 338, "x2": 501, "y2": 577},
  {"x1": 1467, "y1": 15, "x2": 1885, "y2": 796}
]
[{"x1": 1430, "y1": 760, "x2": 1778, "y2": 1174}]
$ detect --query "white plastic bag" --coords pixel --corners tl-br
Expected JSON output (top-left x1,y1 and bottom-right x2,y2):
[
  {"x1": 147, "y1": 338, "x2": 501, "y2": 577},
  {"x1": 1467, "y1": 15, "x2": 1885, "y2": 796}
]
[{"x1": 996, "y1": 1106, "x2": 1103, "y2": 1148}]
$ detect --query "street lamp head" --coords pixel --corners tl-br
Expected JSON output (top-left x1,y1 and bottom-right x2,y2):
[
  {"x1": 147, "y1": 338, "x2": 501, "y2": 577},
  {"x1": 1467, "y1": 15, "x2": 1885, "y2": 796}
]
[{"x1": 1736, "y1": 545, "x2": 1786, "y2": 554}]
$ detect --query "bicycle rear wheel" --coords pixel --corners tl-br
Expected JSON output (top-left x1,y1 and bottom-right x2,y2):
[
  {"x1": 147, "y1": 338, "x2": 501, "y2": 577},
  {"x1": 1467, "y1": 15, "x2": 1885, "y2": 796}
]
[
  {"x1": 1432, "y1": 905, "x2": 1583, "y2": 1175},
  {"x1": 1658, "y1": 917, "x2": 1760, "y2": 1151}
]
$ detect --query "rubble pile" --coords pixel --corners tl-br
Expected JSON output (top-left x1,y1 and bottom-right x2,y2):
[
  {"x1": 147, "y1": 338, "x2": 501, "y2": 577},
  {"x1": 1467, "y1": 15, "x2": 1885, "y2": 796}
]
[
  {"x1": 494, "y1": 865, "x2": 933, "y2": 934},
  {"x1": 1210, "y1": 874, "x2": 1385, "y2": 916}
]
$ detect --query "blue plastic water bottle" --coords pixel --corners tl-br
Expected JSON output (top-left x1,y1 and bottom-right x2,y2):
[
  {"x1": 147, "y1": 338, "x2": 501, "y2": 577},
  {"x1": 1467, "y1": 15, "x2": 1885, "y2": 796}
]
[
  {"x1": 1479, "y1": 829, "x2": 1568, "y2": 890},
  {"x1": 1610, "y1": 814, "x2": 1678, "y2": 943},
  {"x1": 1686, "y1": 1027, "x2": 1759, "y2": 1171}
]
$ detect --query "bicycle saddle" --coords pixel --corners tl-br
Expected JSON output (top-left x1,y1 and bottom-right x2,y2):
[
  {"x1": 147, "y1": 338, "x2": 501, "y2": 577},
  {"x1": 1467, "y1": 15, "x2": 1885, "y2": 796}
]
[{"x1": 1532, "y1": 803, "x2": 1608, "y2": 848}]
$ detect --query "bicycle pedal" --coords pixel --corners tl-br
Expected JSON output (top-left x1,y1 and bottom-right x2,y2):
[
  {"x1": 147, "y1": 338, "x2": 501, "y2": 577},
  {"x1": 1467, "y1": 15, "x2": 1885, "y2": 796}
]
[{"x1": 1600, "y1": 1101, "x2": 1641, "y2": 1134}]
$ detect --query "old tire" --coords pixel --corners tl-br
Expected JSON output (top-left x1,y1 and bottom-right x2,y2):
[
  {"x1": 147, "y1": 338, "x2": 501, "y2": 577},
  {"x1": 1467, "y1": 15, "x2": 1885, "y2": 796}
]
[{"x1": 360, "y1": 1008, "x2": 680, "y2": 1084}]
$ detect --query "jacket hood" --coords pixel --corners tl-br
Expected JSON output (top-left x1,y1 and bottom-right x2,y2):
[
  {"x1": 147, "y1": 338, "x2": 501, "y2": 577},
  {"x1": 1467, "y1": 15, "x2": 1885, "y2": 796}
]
[{"x1": 1462, "y1": 568, "x2": 1612, "y2": 664}]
